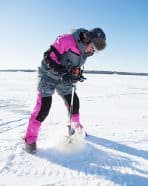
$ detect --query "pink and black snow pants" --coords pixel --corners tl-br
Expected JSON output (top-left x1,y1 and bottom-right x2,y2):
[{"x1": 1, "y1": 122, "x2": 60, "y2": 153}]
[{"x1": 25, "y1": 91, "x2": 80, "y2": 144}]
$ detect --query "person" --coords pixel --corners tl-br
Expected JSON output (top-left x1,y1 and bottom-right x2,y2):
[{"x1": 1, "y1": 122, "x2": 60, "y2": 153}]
[{"x1": 24, "y1": 27, "x2": 106, "y2": 153}]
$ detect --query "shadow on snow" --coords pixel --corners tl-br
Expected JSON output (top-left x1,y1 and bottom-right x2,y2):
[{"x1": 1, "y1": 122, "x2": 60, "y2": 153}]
[{"x1": 36, "y1": 135, "x2": 148, "y2": 186}]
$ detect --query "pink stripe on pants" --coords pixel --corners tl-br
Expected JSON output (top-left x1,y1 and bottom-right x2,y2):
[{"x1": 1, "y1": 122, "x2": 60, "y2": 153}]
[{"x1": 25, "y1": 92, "x2": 42, "y2": 144}]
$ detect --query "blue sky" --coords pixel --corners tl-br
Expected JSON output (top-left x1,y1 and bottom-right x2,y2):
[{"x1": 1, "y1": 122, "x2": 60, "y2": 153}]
[{"x1": 0, "y1": 0, "x2": 148, "y2": 72}]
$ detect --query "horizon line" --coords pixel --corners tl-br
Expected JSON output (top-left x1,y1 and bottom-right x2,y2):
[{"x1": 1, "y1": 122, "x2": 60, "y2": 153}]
[{"x1": 0, "y1": 69, "x2": 148, "y2": 76}]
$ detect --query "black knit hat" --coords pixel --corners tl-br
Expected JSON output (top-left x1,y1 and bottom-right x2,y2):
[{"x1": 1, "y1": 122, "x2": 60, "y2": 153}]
[
  {"x1": 89, "y1": 28, "x2": 106, "y2": 50},
  {"x1": 78, "y1": 27, "x2": 106, "y2": 51}
]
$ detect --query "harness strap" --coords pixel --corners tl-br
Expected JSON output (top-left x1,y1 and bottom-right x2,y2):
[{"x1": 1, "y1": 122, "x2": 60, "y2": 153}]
[
  {"x1": 44, "y1": 45, "x2": 61, "y2": 62},
  {"x1": 50, "y1": 45, "x2": 61, "y2": 61},
  {"x1": 43, "y1": 45, "x2": 64, "y2": 72}
]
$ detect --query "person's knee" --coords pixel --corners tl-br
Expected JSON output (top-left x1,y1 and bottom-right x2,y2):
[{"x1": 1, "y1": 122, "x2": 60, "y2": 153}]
[
  {"x1": 36, "y1": 110, "x2": 49, "y2": 122},
  {"x1": 63, "y1": 92, "x2": 79, "y2": 114},
  {"x1": 36, "y1": 96, "x2": 52, "y2": 122},
  {"x1": 73, "y1": 93, "x2": 79, "y2": 114}
]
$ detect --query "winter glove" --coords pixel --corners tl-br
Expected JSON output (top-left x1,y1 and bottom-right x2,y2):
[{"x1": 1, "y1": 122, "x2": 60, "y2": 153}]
[
  {"x1": 61, "y1": 67, "x2": 86, "y2": 83},
  {"x1": 71, "y1": 67, "x2": 87, "y2": 82}
]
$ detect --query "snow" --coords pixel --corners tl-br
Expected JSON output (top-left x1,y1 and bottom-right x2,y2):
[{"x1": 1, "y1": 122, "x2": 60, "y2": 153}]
[{"x1": 0, "y1": 71, "x2": 148, "y2": 186}]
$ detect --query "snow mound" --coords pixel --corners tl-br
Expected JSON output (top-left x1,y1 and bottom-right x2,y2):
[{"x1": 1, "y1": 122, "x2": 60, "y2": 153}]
[{"x1": 39, "y1": 125, "x2": 86, "y2": 154}]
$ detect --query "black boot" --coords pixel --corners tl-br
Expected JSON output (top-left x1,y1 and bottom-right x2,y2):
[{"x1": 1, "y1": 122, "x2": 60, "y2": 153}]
[
  {"x1": 68, "y1": 125, "x2": 75, "y2": 136},
  {"x1": 24, "y1": 139, "x2": 37, "y2": 154}
]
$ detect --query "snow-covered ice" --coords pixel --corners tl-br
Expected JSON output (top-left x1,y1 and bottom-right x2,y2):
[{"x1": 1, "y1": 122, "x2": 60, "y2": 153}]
[{"x1": 0, "y1": 71, "x2": 148, "y2": 186}]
